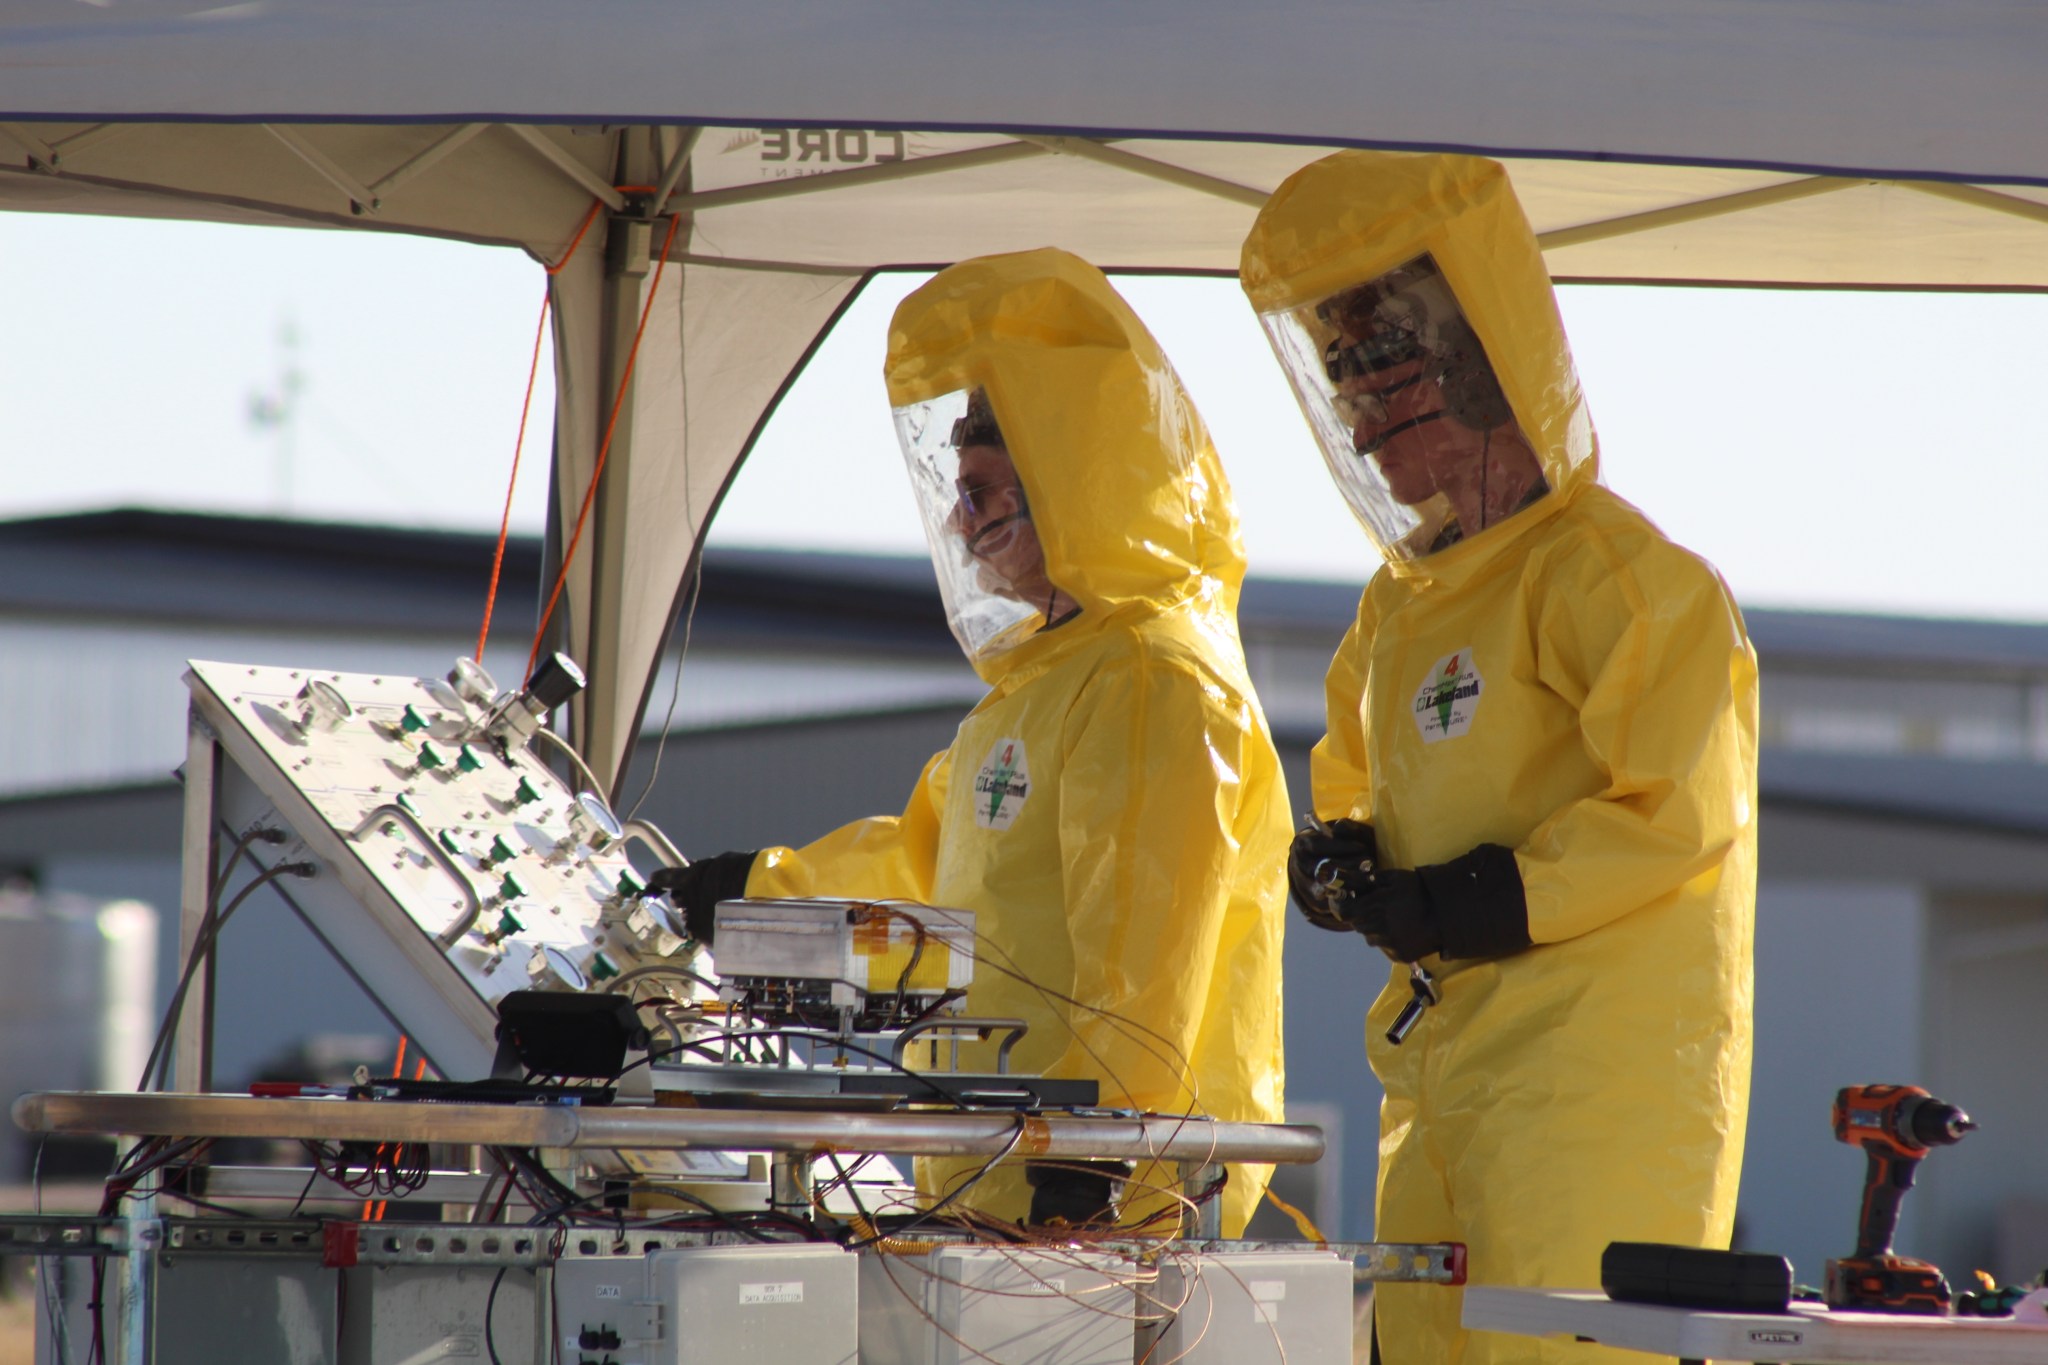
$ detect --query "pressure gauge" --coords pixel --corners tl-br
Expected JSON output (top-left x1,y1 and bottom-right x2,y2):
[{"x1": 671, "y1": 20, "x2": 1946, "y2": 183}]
[
  {"x1": 613, "y1": 891, "x2": 688, "y2": 956},
  {"x1": 569, "y1": 791, "x2": 623, "y2": 854},
  {"x1": 640, "y1": 893, "x2": 688, "y2": 941},
  {"x1": 296, "y1": 679, "x2": 353, "y2": 733},
  {"x1": 528, "y1": 945, "x2": 587, "y2": 992},
  {"x1": 448, "y1": 656, "x2": 498, "y2": 708}
]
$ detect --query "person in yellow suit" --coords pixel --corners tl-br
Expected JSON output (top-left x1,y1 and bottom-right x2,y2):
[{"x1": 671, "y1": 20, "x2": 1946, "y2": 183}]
[
  {"x1": 1240, "y1": 151, "x2": 1757, "y2": 1363},
  {"x1": 653, "y1": 248, "x2": 1290, "y2": 1236}
]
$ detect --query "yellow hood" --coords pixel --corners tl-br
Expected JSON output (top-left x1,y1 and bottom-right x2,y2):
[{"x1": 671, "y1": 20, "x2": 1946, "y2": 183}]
[
  {"x1": 885, "y1": 248, "x2": 1247, "y2": 678},
  {"x1": 1240, "y1": 151, "x2": 1600, "y2": 581}
]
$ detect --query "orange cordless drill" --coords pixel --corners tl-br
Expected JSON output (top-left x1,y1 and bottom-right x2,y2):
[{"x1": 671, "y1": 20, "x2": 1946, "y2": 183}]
[{"x1": 1823, "y1": 1083, "x2": 1976, "y2": 1314}]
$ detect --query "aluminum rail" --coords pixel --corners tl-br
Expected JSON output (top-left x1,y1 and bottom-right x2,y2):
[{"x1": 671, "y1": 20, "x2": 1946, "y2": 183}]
[{"x1": 13, "y1": 1092, "x2": 1324, "y2": 1165}]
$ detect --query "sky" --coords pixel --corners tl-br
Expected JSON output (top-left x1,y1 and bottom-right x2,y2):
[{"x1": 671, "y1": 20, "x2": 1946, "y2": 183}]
[{"x1": 4, "y1": 211, "x2": 2045, "y2": 622}]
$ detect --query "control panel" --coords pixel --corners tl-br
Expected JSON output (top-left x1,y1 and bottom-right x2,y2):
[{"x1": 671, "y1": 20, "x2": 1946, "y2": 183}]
[{"x1": 185, "y1": 657, "x2": 685, "y2": 1075}]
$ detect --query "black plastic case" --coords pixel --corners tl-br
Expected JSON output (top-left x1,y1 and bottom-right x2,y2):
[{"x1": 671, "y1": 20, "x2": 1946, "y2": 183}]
[{"x1": 1602, "y1": 1241, "x2": 1794, "y2": 1314}]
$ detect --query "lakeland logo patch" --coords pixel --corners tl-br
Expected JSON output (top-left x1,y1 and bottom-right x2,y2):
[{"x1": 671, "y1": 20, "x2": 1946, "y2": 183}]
[
  {"x1": 973, "y1": 739, "x2": 1031, "y2": 830},
  {"x1": 1413, "y1": 650, "x2": 1483, "y2": 743}
]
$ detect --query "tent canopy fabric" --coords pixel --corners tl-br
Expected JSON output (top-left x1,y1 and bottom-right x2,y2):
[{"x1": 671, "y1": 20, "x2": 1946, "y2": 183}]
[{"x1": 5, "y1": 2, "x2": 2046, "y2": 791}]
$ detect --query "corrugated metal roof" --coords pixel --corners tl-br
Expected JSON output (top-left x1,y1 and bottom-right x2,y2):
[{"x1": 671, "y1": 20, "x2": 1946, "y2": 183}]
[
  {"x1": 1762, "y1": 750, "x2": 2048, "y2": 837},
  {"x1": 5, "y1": 506, "x2": 2046, "y2": 668}
]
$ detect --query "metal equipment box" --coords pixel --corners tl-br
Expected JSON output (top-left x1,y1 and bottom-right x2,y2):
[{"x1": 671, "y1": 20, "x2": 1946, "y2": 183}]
[
  {"x1": 1135, "y1": 1251, "x2": 1352, "y2": 1365},
  {"x1": 340, "y1": 1263, "x2": 539, "y2": 1365},
  {"x1": 554, "y1": 1242, "x2": 858, "y2": 1365},
  {"x1": 858, "y1": 1246, "x2": 1135, "y2": 1365}
]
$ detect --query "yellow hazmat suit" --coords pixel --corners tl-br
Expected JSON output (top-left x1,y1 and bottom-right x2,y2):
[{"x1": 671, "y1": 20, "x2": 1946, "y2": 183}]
[
  {"x1": 1242, "y1": 153, "x2": 1757, "y2": 1364},
  {"x1": 747, "y1": 248, "x2": 1291, "y2": 1236}
]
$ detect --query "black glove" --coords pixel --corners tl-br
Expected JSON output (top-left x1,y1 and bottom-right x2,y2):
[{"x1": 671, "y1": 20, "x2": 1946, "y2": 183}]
[
  {"x1": 643, "y1": 851, "x2": 759, "y2": 946},
  {"x1": 1348, "y1": 843, "x2": 1531, "y2": 963},
  {"x1": 1025, "y1": 1160, "x2": 1131, "y2": 1228},
  {"x1": 1286, "y1": 818, "x2": 1378, "y2": 932}
]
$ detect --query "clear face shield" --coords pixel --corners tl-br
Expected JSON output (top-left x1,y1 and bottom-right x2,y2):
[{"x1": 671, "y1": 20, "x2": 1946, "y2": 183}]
[
  {"x1": 1259, "y1": 253, "x2": 1547, "y2": 560},
  {"x1": 895, "y1": 387, "x2": 1073, "y2": 663}
]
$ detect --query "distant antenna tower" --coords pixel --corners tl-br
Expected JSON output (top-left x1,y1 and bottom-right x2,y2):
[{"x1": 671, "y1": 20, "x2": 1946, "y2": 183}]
[{"x1": 247, "y1": 317, "x2": 305, "y2": 511}]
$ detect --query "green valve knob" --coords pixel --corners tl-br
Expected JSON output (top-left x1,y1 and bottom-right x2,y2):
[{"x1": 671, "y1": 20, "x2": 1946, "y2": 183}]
[
  {"x1": 615, "y1": 870, "x2": 644, "y2": 897},
  {"x1": 456, "y1": 744, "x2": 484, "y2": 774},
  {"x1": 487, "y1": 834, "x2": 517, "y2": 866},
  {"x1": 401, "y1": 703, "x2": 430, "y2": 734},
  {"x1": 396, "y1": 792, "x2": 420, "y2": 816},
  {"x1": 437, "y1": 829, "x2": 464, "y2": 855},
  {"x1": 498, "y1": 871, "x2": 527, "y2": 901},
  {"x1": 496, "y1": 908, "x2": 525, "y2": 938},
  {"x1": 590, "y1": 951, "x2": 619, "y2": 982},
  {"x1": 416, "y1": 740, "x2": 445, "y2": 771},
  {"x1": 513, "y1": 776, "x2": 540, "y2": 806}
]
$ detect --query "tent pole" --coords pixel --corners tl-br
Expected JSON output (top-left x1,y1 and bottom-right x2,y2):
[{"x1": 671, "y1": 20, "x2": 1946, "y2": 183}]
[
  {"x1": 264, "y1": 125, "x2": 382, "y2": 215},
  {"x1": 371, "y1": 123, "x2": 490, "y2": 199},
  {"x1": 580, "y1": 131, "x2": 674, "y2": 790},
  {"x1": 651, "y1": 126, "x2": 703, "y2": 209},
  {"x1": 505, "y1": 124, "x2": 628, "y2": 211},
  {"x1": 1018, "y1": 135, "x2": 1270, "y2": 208},
  {"x1": 0, "y1": 123, "x2": 57, "y2": 171},
  {"x1": 1536, "y1": 176, "x2": 1869, "y2": 252},
  {"x1": 1899, "y1": 180, "x2": 2048, "y2": 228}
]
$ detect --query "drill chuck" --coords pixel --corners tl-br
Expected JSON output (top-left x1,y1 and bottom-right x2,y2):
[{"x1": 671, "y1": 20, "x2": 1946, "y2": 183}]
[{"x1": 1904, "y1": 1096, "x2": 1974, "y2": 1148}]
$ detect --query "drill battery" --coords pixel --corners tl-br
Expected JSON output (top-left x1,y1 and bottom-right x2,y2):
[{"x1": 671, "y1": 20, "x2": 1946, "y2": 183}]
[{"x1": 1823, "y1": 1254, "x2": 1951, "y2": 1315}]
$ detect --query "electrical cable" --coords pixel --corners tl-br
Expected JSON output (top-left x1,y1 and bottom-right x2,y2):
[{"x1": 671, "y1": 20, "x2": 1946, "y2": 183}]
[
  {"x1": 623, "y1": 562, "x2": 703, "y2": 823},
  {"x1": 484, "y1": 1266, "x2": 509, "y2": 1365},
  {"x1": 602, "y1": 962, "x2": 718, "y2": 995},
  {"x1": 847, "y1": 1116, "x2": 1027, "y2": 1249},
  {"x1": 529, "y1": 723, "x2": 606, "y2": 796},
  {"x1": 526, "y1": 211, "x2": 685, "y2": 680},
  {"x1": 140, "y1": 855, "x2": 309, "y2": 1091},
  {"x1": 474, "y1": 195, "x2": 601, "y2": 664},
  {"x1": 875, "y1": 900, "x2": 1217, "y2": 1200},
  {"x1": 130, "y1": 823, "x2": 274, "y2": 1087},
  {"x1": 476, "y1": 290, "x2": 553, "y2": 662}
]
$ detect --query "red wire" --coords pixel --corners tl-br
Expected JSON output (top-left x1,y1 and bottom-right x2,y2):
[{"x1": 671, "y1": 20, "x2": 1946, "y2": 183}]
[
  {"x1": 365, "y1": 1036, "x2": 411, "y2": 1220},
  {"x1": 476, "y1": 292, "x2": 552, "y2": 661},
  {"x1": 473, "y1": 197, "x2": 606, "y2": 663},
  {"x1": 526, "y1": 211, "x2": 685, "y2": 680}
]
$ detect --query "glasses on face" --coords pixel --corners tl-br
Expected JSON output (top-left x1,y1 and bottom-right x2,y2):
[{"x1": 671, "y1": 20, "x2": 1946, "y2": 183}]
[
  {"x1": 1332, "y1": 362, "x2": 1433, "y2": 429},
  {"x1": 953, "y1": 475, "x2": 1026, "y2": 523},
  {"x1": 1322, "y1": 324, "x2": 1423, "y2": 385}
]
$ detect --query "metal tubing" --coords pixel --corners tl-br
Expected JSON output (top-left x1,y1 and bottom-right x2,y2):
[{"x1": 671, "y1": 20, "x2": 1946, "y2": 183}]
[
  {"x1": 348, "y1": 802, "x2": 485, "y2": 947},
  {"x1": 173, "y1": 707, "x2": 222, "y2": 1093},
  {"x1": 622, "y1": 818, "x2": 684, "y2": 868},
  {"x1": 769, "y1": 1152, "x2": 814, "y2": 1218},
  {"x1": 120, "y1": 1210, "x2": 161, "y2": 1365},
  {"x1": 14, "y1": 1093, "x2": 1326, "y2": 1165},
  {"x1": 1178, "y1": 1162, "x2": 1226, "y2": 1240}
]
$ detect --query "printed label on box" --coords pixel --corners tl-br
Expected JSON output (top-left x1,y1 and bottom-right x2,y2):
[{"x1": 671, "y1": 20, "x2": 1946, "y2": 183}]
[{"x1": 741, "y1": 1282, "x2": 805, "y2": 1305}]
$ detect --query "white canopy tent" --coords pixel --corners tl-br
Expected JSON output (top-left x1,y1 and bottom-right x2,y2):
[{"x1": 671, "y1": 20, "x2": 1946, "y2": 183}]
[{"x1": 6, "y1": 0, "x2": 2046, "y2": 793}]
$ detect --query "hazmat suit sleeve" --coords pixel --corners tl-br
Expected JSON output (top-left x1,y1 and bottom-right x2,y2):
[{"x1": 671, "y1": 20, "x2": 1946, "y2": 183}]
[
  {"x1": 743, "y1": 750, "x2": 949, "y2": 903},
  {"x1": 1309, "y1": 598, "x2": 1380, "y2": 821},
  {"x1": 1044, "y1": 648, "x2": 1262, "y2": 1115},
  {"x1": 1517, "y1": 547, "x2": 1757, "y2": 945}
]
